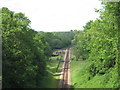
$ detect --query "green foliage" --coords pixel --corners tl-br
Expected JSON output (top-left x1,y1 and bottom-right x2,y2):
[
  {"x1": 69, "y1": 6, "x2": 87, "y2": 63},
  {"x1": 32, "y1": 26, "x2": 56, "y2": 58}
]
[
  {"x1": 72, "y1": 22, "x2": 92, "y2": 60},
  {"x1": 40, "y1": 57, "x2": 63, "y2": 88},
  {"x1": 2, "y1": 7, "x2": 49, "y2": 88},
  {"x1": 40, "y1": 31, "x2": 75, "y2": 50},
  {"x1": 2, "y1": 7, "x2": 74, "y2": 88},
  {"x1": 71, "y1": 60, "x2": 119, "y2": 88},
  {"x1": 71, "y1": 2, "x2": 119, "y2": 88}
]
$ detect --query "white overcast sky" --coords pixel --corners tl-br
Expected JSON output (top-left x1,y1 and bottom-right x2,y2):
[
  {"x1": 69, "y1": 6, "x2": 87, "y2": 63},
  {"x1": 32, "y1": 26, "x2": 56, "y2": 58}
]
[{"x1": 0, "y1": 0, "x2": 102, "y2": 32}]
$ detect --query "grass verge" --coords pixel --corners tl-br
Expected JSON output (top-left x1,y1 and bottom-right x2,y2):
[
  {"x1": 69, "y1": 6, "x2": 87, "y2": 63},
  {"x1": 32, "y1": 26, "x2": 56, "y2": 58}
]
[
  {"x1": 70, "y1": 60, "x2": 119, "y2": 88},
  {"x1": 70, "y1": 47, "x2": 119, "y2": 88},
  {"x1": 40, "y1": 57, "x2": 63, "y2": 88}
]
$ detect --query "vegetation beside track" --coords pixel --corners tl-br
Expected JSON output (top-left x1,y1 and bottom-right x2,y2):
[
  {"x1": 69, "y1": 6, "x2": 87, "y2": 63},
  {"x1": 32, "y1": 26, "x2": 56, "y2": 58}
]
[
  {"x1": 2, "y1": 1, "x2": 119, "y2": 88},
  {"x1": 71, "y1": 59, "x2": 118, "y2": 88},
  {"x1": 70, "y1": 2, "x2": 119, "y2": 88},
  {"x1": 2, "y1": 7, "x2": 74, "y2": 88},
  {"x1": 40, "y1": 56, "x2": 63, "y2": 88},
  {"x1": 71, "y1": 47, "x2": 118, "y2": 88}
]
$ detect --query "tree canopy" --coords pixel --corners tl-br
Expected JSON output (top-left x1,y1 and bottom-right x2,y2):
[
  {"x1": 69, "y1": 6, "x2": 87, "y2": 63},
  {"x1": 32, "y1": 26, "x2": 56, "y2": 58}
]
[
  {"x1": 72, "y1": 2, "x2": 119, "y2": 88},
  {"x1": 2, "y1": 7, "x2": 50, "y2": 88}
]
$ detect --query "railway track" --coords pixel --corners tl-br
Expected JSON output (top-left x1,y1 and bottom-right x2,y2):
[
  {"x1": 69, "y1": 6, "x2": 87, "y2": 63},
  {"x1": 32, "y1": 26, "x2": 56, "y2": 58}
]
[{"x1": 59, "y1": 48, "x2": 70, "y2": 89}]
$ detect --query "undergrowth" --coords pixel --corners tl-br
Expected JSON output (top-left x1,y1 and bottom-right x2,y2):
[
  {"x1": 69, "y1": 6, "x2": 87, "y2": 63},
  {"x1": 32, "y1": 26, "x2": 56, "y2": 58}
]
[{"x1": 70, "y1": 60, "x2": 119, "y2": 88}]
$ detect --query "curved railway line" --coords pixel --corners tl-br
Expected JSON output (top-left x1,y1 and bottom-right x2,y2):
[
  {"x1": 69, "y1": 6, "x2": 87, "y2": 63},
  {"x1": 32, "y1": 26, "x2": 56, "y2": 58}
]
[{"x1": 59, "y1": 48, "x2": 71, "y2": 89}]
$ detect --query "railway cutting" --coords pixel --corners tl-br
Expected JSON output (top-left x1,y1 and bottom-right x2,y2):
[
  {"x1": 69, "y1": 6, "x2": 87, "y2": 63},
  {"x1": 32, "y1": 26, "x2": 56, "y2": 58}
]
[{"x1": 59, "y1": 48, "x2": 71, "y2": 89}]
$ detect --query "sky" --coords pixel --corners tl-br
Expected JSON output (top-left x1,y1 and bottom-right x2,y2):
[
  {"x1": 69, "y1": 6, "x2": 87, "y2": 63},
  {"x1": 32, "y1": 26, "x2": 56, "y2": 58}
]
[{"x1": 0, "y1": 0, "x2": 102, "y2": 32}]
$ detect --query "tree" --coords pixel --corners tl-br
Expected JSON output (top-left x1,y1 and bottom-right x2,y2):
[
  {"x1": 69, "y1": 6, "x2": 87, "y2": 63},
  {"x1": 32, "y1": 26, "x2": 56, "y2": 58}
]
[
  {"x1": 2, "y1": 7, "x2": 48, "y2": 88},
  {"x1": 72, "y1": 2, "x2": 119, "y2": 88}
]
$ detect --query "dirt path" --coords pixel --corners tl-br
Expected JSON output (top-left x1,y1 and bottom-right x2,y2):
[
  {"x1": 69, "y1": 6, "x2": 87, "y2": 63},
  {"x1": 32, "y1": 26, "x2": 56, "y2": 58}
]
[{"x1": 59, "y1": 48, "x2": 71, "y2": 89}]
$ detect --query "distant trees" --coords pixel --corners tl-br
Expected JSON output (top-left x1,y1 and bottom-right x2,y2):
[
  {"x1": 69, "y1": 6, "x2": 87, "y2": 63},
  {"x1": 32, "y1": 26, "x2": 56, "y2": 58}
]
[{"x1": 40, "y1": 31, "x2": 75, "y2": 50}]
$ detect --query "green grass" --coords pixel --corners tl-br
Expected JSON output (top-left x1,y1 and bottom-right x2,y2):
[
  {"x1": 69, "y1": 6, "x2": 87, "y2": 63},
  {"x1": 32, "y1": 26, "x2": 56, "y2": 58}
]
[
  {"x1": 40, "y1": 56, "x2": 63, "y2": 88},
  {"x1": 70, "y1": 60, "x2": 119, "y2": 88},
  {"x1": 70, "y1": 47, "x2": 119, "y2": 88},
  {"x1": 70, "y1": 60, "x2": 89, "y2": 88}
]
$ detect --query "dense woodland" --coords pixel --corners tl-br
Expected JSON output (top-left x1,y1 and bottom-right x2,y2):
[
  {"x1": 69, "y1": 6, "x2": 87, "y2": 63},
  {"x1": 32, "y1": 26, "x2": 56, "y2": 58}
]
[
  {"x1": 39, "y1": 31, "x2": 75, "y2": 50},
  {"x1": 71, "y1": 2, "x2": 119, "y2": 88},
  {"x1": 1, "y1": 7, "x2": 74, "y2": 88},
  {"x1": 1, "y1": 1, "x2": 120, "y2": 88}
]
